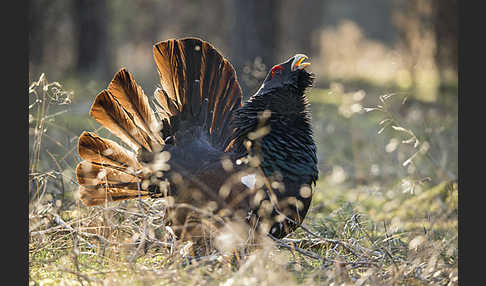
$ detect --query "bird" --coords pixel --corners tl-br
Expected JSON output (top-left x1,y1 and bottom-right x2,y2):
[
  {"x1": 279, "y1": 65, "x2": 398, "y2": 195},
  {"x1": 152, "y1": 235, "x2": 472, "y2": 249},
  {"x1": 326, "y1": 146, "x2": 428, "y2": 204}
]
[{"x1": 76, "y1": 38, "x2": 318, "y2": 245}]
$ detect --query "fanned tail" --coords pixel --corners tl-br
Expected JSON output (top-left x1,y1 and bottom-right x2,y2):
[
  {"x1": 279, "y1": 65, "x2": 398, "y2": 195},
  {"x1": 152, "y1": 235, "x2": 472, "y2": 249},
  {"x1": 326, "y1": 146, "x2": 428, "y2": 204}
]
[
  {"x1": 77, "y1": 37, "x2": 244, "y2": 206},
  {"x1": 76, "y1": 131, "x2": 149, "y2": 206},
  {"x1": 87, "y1": 65, "x2": 165, "y2": 156},
  {"x1": 78, "y1": 67, "x2": 164, "y2": 205},
  {"x1": 152, "y1": 38, "x2": 243, "y2": 150}
]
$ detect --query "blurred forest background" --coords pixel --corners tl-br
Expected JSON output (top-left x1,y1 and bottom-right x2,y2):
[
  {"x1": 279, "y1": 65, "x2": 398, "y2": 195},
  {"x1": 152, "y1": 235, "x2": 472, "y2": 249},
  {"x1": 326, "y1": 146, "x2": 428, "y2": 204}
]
[
  {"x1": 29, "y1": 0, "x2": 457, "y2": 196},
  {"x1": 29, "y1": 1, "x2": 458, "y2": 284}
]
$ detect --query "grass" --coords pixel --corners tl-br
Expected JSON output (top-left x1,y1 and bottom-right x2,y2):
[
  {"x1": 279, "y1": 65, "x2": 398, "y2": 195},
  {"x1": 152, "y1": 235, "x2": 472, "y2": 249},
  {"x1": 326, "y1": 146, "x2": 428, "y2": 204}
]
[{"x1": 28, "y1": 75, "x2": 458, "y2": 285}]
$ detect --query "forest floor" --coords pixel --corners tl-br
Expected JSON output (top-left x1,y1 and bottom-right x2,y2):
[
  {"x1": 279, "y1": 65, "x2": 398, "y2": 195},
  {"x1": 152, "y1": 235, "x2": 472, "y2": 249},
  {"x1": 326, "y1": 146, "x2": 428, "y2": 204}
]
[{"x1": 29, "y1": 77, "x2": 458, "y2": 285}]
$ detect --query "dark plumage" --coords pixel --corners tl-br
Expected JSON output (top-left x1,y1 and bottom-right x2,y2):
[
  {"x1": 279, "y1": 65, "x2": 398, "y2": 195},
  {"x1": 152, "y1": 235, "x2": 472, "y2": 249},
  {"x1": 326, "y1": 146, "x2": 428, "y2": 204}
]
[
  {"x1": 228, "y1": 55, "x2": 318, "y2": 237},
  {"x1": 76, "y1": 38, "x2": 318, "y2": 243}
]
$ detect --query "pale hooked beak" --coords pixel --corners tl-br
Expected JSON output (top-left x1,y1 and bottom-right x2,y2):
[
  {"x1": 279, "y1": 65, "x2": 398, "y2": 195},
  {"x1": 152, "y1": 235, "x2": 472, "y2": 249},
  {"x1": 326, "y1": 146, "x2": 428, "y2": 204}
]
[{"x1": 291, "y1": 54, "x2": 311, "y2": 71}]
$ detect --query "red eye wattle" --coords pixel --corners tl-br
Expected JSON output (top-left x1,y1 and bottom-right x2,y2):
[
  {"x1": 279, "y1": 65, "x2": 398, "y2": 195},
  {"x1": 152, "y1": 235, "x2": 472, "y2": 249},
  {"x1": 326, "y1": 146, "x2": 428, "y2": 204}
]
[{"x1": 271, "y1": 65, "x2": 284, "y2": 78}]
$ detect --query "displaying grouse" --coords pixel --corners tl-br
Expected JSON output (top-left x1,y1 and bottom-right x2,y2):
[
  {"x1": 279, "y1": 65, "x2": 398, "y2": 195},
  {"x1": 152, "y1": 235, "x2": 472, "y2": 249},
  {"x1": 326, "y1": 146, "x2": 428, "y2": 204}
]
[{"x1": 76, "y1": 38, "x2": 318, "y2": 242}]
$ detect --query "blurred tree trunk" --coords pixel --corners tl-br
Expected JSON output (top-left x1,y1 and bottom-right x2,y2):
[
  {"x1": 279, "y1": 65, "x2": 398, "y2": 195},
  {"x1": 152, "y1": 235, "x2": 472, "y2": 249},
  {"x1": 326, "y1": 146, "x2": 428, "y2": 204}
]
[
  {"x1": 73, "y1": 0, "x2": 111, "y2": 78},
  {"x1": 29, "y1": 0, "x2": 47, "y2": 68},
  {"x1": 227, "y1": 0, "x2": 280, "y2": 97},
  {"x1": 278, "y1": 0, "x2": 324, "y2": 60},
  {"x1": 29, "y1": 0, "x2": 76, "y2": 81},
  {"x1": 393, "y1": 0, "x2": 436, "y2": 100},
  {"x1": 432, "y1": 0, "x2": 457, "y2": 90}
]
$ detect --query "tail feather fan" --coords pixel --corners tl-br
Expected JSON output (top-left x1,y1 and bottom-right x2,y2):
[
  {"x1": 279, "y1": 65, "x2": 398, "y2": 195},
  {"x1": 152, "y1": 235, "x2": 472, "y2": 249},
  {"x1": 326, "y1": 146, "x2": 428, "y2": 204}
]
[{"x1": 78, "y1": 37, "x2": 243, "y2": 206}]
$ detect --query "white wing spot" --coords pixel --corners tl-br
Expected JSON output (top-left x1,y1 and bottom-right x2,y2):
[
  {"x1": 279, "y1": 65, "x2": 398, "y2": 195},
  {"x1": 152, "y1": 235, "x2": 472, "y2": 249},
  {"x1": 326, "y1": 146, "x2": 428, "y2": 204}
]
[{"x1": 241, "y1": 174, "x2": 256, "y2": 189}]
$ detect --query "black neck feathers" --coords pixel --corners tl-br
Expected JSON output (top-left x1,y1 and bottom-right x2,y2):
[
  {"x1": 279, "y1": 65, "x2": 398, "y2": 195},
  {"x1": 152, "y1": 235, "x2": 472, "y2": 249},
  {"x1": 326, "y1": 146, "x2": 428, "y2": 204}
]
[{"x1": 230, "y1": 70, "x2": 318, "y2": 186}]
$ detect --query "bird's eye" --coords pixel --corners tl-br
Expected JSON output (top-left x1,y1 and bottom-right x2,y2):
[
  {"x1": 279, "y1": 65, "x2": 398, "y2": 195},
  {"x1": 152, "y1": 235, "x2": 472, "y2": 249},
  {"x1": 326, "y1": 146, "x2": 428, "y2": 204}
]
[{"x1": 271, "y1": 65, "x2": 284, "y2": 78}]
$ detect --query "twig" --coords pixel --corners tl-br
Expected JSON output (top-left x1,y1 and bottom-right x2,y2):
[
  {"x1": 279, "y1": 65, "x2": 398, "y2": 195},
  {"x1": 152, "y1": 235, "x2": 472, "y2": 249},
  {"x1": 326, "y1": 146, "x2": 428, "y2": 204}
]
[
  {"x1": 58, "y1": 267, "x2": 93, "y2": 285},
  {"x1": 282, "y1": 237, "x2": 359, "y2": 258},
  {"x1": 268, "y1": 234, "x2": 327, "y2": 263},
  {"x1": 51, "y1": 213, "x2": 97, "y2": 249}
]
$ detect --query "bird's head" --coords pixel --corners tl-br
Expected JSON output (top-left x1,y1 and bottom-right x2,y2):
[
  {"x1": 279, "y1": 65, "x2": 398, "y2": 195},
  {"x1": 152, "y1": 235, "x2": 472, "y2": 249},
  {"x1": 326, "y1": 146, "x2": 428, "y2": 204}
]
[{"x1": 257, "y1": 54, "x2": 314, "y2": 96}]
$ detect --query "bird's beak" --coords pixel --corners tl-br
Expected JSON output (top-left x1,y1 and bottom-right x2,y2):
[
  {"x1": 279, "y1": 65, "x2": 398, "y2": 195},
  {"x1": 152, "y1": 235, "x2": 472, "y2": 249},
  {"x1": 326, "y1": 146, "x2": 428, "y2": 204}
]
[{"x1": 291, "y1": 54, "x2": 311, "y2": 71}]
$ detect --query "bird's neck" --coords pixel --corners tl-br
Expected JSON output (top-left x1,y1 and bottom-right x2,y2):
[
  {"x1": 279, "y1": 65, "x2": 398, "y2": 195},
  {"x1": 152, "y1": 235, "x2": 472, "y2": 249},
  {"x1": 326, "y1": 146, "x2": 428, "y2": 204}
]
[
  {"x1": 238, "y1": 86, "x2": 310, "y2": 127},
  {"x1": 230, "y1": 88, "x2": 318, "y2": 185}
]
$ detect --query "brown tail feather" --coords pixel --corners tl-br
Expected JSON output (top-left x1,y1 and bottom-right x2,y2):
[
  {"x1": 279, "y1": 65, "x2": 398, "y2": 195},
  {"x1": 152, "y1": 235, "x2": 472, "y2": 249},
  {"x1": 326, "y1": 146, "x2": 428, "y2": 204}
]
[
  {"x1": 79, "y1": 186, "x2": 150, "y2": 206},
  {"x1": 153, "y1": 37, "x2": 243, "y2": 150},
  {"x1": 108, "y1": 69, "x2": 164, "y2": 147},
  {"x1": 76, "y1": 161, "x2": 145, "y2": 200},
  {"x1": 90, "y1": 90, "x2": 154, "y2": 152},
  {"x1": 77, "y1": 131, "x2": 149, "y2": 206},
  {"x1": 154, "y1": 87, "x2": 180, "y2": 117},
  {"x1": 78, "y1": 131, "x2": 141, "y2": 170},
  {"x1": 76, "y1": 161, "x2": 139, "y2": 187},
  {"x1": 76, "y1": 158, "x2": 149, "y2": 206}
]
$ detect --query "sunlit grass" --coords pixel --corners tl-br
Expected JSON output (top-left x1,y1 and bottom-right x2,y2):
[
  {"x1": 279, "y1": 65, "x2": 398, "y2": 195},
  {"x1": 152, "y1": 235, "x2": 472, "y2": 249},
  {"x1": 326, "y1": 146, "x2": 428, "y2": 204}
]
[
  {"x1": 29, "y1": 178, "x2": 458, "y2": 285},
  {"x1": 29, "y1": 74, "x2": 457, "y2": 285}
]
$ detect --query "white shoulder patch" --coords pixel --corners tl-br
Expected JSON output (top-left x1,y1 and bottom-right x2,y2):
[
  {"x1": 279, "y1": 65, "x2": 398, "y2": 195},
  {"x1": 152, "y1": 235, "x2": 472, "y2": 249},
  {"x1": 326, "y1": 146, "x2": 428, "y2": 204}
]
[{"x1": 241, "y1": 174, "x2": 256, "y2": 189}]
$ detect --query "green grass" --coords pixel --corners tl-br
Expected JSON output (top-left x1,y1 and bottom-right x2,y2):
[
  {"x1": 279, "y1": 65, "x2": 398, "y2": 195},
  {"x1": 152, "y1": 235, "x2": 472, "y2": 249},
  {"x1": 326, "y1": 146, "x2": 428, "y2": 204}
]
[
  {"x1": 29, "y1": 75, "x2": 458, "y2": 285},
  {"x1": 29, "y1": 179, "x2": 458, "y2": 285}
]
